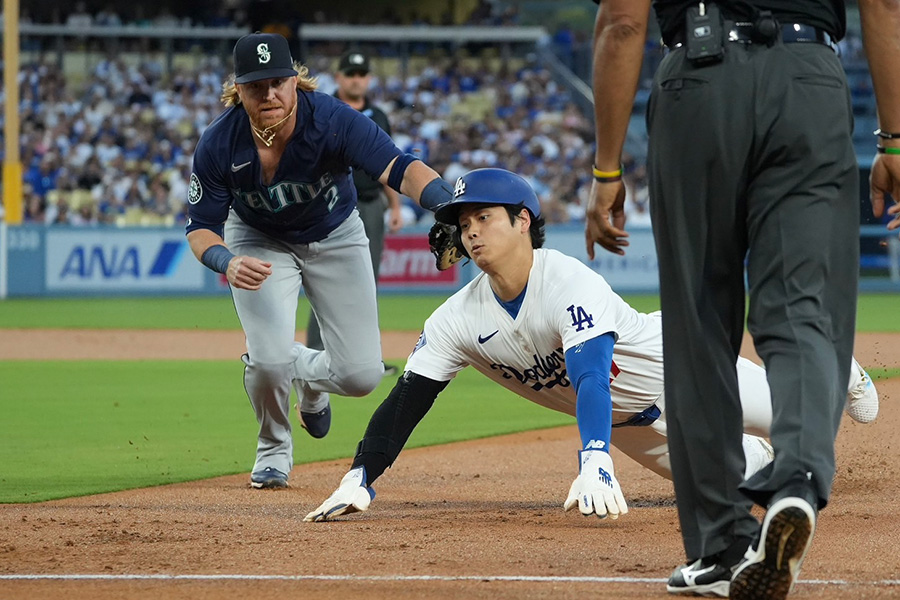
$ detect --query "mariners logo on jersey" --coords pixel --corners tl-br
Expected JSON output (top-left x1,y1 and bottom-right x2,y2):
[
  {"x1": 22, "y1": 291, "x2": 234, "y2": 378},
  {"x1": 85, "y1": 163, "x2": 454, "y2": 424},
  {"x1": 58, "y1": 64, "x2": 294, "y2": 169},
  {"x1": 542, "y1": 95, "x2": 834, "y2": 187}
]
[
  {"x1": 256, "y1": 43, "x2": 271, "y2": 64},
  {"x1": 189, "y1": 173, "x2": 203, "y2": 204}
]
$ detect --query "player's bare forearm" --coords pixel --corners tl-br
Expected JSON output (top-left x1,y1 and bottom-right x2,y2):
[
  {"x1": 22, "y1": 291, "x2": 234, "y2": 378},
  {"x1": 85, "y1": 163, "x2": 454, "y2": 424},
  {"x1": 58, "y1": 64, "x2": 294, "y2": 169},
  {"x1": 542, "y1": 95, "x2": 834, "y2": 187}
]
[
  {"x1": 187, "y1": 228, "x2": 227, "y2": 262},
  {"x1": 592, "y1": 0, "x2": 651, "y2": 170},
  {"x1": 378, "y1": 157, "x2": 444, "y2": 206},
  {"x1": 186, "y1": 228, "x2": 272, "y2": 290}
]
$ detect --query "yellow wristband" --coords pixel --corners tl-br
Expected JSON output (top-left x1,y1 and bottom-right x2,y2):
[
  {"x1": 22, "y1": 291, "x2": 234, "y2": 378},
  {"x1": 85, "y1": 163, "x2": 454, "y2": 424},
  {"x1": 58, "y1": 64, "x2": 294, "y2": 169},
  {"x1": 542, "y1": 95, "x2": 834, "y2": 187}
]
[{"x1": 592, "y1": 164, "x2": 623, "y2": 178}]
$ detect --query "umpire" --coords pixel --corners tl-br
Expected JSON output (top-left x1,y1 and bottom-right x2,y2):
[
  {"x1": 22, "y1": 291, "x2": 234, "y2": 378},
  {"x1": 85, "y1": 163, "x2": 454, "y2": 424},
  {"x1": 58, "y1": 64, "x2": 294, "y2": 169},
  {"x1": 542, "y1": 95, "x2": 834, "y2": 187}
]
[
  {"x1": 306, "y1": 50, "x2": 403, "y2": 373},
  {"x1": 586, "y1": 1, "x2": 900, "y2": 599}
]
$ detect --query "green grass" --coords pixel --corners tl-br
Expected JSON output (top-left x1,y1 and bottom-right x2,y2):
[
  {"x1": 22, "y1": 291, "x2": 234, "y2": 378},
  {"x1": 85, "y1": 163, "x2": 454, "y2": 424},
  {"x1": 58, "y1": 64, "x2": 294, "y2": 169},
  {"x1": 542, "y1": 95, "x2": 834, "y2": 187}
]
[
  {"x1": 1, "y1": 292, "x2": 896, "y2": 503},
  {"x1": 0, "y1": 362, "x2": 573, "y2": 503},
  {"x1": 1, "y1": 293, "x2": 897, "y2": 331},
  {"x1": 0, "y1": 296, "x2": 448, "y2": 331}
]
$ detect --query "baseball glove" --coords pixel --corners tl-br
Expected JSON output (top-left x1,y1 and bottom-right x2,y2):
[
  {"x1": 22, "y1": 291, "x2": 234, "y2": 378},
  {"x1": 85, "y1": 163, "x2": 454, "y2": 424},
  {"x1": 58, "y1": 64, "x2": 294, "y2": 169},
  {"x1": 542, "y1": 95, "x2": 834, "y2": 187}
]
[{"x1": 428, "y1": 222, "x2": 465, "y2": 271}]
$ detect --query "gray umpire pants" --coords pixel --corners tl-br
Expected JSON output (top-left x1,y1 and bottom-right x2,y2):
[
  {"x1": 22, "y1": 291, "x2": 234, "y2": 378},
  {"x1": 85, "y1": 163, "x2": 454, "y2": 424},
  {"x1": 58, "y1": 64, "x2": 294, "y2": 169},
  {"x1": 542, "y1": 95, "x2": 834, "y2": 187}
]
[
  {"x1": 306, "y1": 194, "x2": 386, "y2": 350},
  {"x1": 646, "y1": 40, "x2": 858, "y2": 561},
  {"x1": 226, "y1": 209, "x2": 384, "y2": 475}
]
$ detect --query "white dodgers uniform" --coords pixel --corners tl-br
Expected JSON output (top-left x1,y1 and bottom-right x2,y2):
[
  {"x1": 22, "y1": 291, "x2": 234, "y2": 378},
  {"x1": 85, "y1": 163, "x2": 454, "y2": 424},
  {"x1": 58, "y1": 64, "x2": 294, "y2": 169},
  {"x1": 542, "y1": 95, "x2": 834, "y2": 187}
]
[{"x1": 406, "y1": 248, "x2": 773, "y2": 479}]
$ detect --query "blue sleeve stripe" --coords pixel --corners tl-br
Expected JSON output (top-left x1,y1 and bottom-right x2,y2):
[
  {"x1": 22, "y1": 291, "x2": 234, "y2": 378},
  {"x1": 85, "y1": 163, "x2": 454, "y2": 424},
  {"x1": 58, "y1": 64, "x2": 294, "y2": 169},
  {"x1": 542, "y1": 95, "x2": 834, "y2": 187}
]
[{"x1": 565, "y1": 332, "x2": 616, "y2": 450}]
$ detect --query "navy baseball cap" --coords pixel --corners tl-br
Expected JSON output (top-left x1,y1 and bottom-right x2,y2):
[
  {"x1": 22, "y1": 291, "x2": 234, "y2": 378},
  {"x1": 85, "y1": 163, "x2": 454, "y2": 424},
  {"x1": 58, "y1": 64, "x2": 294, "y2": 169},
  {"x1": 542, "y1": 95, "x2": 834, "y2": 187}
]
[
  {"x1": 434, "y1": 168, "x2": 542, "y2": 225},
  {"x1": 233, "y1": 33, "x2": 298, "y2": 84}
]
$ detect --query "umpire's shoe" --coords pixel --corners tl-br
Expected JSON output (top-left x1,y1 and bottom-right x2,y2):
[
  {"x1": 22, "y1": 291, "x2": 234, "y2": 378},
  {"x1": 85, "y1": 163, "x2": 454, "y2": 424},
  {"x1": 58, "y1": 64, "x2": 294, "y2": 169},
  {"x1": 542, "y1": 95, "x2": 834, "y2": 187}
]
[
  {"x1": 667, "y1": 536, "x2": 751, "y2": 597},
  {"x1": 667, "y1": 558, "x2": 737, "y2": 597},
  {"x1": 730, "y1": 480, "x2": 818, "y2": 600},
  {"x1": 250, "y1": 467, "x2": 288, "y2": 489}
]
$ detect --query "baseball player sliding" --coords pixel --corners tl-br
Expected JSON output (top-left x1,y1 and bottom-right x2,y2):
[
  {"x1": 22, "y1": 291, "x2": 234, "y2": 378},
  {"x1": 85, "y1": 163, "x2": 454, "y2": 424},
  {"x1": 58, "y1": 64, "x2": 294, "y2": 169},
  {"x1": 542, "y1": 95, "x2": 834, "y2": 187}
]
[{"x1": 305, "y1": 168, "x2": 879, "y2": 522}]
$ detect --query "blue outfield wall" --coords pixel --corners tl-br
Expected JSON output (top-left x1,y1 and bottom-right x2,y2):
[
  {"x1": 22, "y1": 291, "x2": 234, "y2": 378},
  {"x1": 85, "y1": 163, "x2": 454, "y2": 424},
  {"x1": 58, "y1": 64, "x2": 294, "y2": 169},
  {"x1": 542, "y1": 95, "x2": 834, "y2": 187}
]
[{"x1": 2, "y1": 223, "x2": 898, "y2": 297}]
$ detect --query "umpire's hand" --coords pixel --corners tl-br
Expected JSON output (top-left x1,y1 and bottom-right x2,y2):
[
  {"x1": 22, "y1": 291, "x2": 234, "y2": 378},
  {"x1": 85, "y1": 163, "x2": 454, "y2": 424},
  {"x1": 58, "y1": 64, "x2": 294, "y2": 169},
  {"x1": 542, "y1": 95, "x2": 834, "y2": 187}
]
[
  {"x1": 871, "y1": 152, "x2": 900, "y2": 235},
  {"x1": 585, "y1": 179, "x2": 629, "y2": 258},
  {"x1": 226, "y1": 256, "x2": 272, "y2": 290}
]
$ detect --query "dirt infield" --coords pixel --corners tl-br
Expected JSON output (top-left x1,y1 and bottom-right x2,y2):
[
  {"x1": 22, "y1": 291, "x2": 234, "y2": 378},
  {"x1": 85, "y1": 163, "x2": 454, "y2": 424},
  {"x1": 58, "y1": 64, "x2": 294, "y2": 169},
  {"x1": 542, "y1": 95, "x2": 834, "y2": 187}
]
[{"x1": 1, "y1": 329, "x2": 898, "y2": 599}]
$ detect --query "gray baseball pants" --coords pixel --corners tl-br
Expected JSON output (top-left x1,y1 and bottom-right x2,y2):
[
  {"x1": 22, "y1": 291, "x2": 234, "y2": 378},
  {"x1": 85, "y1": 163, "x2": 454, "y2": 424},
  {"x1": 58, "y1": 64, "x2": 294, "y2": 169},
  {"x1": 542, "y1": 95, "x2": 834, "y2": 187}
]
[
  {"x1": 306, "y1": 194, "x2": 386, "y2": 350},
  {"x1": 226, "y1": 209, "x2": 384, "y2": 475}
]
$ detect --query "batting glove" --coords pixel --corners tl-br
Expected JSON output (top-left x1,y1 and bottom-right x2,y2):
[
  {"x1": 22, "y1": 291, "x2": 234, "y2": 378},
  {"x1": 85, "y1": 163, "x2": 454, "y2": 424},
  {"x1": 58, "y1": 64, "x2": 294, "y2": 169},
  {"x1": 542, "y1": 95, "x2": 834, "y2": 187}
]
[
  {"x1": 563, "y1": 449, "x2": 628, "y2": 519},
  {"x1": 304, "y1": 466, "x2": 376, "y2": 522}
]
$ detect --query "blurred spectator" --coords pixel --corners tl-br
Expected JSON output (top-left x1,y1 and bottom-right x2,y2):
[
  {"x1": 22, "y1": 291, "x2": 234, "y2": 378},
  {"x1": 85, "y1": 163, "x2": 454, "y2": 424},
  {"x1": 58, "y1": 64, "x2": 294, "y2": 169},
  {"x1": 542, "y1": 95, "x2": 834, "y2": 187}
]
[{"x1": 65, "y1": 2, "x2": 92, "y2": 28}]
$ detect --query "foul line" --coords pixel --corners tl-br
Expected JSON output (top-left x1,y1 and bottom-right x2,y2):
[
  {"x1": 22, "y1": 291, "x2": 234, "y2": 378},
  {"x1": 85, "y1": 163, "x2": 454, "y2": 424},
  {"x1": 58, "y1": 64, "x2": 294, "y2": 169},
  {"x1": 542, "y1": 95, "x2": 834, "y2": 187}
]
[{"x1": 0, "y1": 574, "x2": 898, "y2": 586}]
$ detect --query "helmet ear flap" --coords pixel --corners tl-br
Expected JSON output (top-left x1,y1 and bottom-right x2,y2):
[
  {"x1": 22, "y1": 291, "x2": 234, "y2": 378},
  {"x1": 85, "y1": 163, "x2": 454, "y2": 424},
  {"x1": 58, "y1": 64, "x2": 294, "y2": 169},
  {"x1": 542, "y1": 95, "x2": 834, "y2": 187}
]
[{"x1": 452, "y1": 225, "x2": 470, "y2": 259}]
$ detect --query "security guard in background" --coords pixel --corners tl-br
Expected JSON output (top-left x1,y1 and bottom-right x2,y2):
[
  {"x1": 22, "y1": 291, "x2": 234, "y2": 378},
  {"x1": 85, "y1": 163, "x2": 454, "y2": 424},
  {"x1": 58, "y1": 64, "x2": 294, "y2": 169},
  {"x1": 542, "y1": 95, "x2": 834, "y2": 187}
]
[
  {"x1": 586, "y1": 1, "x2": 900, "y2": 598},
  {"x1": 307, "y1": 50, "x2": 404, "y2": 376}
]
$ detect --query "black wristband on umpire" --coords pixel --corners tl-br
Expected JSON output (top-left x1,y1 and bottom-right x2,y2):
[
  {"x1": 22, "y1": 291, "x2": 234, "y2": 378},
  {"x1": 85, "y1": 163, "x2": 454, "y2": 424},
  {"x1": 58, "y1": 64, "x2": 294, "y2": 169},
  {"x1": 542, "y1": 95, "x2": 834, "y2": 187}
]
[{"x1": 200, "y1": 244, "x2": 236, "y2": 274}]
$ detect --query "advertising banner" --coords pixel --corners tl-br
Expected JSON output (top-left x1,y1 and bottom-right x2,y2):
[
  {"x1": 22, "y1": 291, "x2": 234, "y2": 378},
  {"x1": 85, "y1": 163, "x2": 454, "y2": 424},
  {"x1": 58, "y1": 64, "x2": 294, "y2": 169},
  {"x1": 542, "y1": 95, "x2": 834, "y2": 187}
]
[
  {"x1": 544, "y1": 226, "x2": 659, "y2": 293},
  {"x1": 45, "y1": 230, "x2": 205, "y2": 292},
  {"x1": 379, "y1": 234, "x2": 459, "y2": 289}
]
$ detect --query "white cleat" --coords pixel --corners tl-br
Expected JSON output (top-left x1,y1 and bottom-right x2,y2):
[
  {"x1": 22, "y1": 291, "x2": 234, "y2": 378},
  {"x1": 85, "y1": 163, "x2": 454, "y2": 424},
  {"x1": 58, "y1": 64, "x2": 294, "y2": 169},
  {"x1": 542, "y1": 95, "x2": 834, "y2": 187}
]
[
  {"x1": 742, "y1": 435, "x2": 775, "y2": 480},
  {"x1": 845, "y1": 358, "x2": 878, "y2": 424}
]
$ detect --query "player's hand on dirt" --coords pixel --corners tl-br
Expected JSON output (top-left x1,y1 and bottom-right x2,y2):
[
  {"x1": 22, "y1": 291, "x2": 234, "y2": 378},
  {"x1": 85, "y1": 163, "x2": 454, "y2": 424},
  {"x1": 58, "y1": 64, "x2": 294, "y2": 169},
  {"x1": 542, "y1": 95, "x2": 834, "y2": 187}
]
[
  {"x1": 226, "y1": 256, "x2": 272, "y2": 291},
  {"x1": 870, "y1": 152, "x2": 900, "y2": 234},
  {"x1": 564, "y1": 449, "x2": 628, "y2": 519},
  {"x1": 585, "y1": 178, "x2": 628, "y2": 259},
  {"x1": 304, "y1": 466, "x2": 376, "y2": 522}
]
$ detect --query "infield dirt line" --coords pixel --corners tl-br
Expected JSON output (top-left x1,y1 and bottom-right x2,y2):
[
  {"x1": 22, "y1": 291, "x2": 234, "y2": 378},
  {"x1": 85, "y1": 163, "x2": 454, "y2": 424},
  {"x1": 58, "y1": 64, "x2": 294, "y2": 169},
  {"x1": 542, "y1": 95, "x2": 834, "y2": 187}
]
[{"x1": 1, "y1": 574, "x2": 898, "y2": 587}]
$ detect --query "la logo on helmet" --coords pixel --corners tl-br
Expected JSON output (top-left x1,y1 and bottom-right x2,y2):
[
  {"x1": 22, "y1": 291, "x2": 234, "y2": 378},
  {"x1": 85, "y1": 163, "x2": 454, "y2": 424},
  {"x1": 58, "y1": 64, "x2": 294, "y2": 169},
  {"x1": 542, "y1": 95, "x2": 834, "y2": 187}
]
[
  {"x1": 257, "y1": 43, "x2": 271, "y2": 64},
  {"x1": 453, "y1": 178, "x2": 466, "y2": 198}
]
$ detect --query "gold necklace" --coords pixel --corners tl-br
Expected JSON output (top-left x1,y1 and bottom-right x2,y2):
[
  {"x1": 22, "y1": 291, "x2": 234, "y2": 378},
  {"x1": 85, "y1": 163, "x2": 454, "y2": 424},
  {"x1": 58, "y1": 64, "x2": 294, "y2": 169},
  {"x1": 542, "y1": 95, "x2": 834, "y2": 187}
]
[{"x1": 250, "y1": 104, "x2": 296, "y2": 147}]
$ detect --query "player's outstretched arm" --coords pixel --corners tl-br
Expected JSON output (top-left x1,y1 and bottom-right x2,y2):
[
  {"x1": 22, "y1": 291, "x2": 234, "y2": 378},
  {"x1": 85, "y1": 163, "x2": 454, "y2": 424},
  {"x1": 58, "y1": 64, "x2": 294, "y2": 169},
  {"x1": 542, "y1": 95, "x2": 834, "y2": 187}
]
[
  {"x1": 563, "y1": 333, "x2": 627, "y2": 518},
  {"x1": 304, "y1": 371, "x2": 449, "y2": 522}
]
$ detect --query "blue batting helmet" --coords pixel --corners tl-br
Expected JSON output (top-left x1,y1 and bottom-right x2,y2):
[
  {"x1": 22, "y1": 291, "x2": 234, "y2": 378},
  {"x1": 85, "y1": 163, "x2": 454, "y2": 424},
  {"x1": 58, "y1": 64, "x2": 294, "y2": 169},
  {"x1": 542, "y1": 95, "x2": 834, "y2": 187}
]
[{"x1": 434, "y1": 168, "x2": 541, "y2": 226}]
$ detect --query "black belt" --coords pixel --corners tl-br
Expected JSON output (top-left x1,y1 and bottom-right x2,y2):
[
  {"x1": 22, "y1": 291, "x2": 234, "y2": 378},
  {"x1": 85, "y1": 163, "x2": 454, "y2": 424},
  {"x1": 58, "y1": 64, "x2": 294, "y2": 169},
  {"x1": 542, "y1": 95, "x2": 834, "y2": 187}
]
[
  {"x1": 668, "y1": 22, "x2": 834, "y2": 49},
  {"x1": 612, "y1": 404, "x2": 661, "y2": 428}
]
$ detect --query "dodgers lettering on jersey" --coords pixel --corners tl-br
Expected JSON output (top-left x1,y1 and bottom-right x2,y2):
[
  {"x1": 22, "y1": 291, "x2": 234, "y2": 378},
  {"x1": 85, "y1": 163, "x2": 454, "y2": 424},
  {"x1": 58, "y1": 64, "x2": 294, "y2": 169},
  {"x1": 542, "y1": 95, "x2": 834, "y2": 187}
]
[
  {"x1": 406, "y1": 249, "x2": 665, "y2": 423},
  {"x1": 186, "y1": 90, "x2": 401, "y2": 244}
]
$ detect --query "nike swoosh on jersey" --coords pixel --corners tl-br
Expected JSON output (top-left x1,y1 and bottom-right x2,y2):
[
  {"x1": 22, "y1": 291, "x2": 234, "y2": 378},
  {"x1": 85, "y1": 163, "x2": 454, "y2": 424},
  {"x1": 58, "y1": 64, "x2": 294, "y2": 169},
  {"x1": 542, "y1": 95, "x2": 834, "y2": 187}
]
[
  {"x1": 478, "y1": 330, "x2": 499, "y2": 344},
  {"x1": 231, "y1": 161, "x2": 252, "y2": 172}
]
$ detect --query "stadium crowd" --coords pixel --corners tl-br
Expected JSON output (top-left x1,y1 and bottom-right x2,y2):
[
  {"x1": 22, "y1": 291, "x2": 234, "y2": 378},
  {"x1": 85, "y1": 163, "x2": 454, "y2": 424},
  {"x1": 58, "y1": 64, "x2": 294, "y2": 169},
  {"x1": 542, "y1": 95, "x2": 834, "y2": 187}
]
[{"x1": 9, "y1": 50, "x2": 628, "y2": 228}]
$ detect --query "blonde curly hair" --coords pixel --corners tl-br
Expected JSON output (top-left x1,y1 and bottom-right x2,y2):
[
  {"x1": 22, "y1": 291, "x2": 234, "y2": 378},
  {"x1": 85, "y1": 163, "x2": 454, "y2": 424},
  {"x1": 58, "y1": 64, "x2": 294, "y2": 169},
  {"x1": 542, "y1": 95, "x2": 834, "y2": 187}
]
[{"x1": 220, "y1": 62, "x2": 318, "y2": 107}]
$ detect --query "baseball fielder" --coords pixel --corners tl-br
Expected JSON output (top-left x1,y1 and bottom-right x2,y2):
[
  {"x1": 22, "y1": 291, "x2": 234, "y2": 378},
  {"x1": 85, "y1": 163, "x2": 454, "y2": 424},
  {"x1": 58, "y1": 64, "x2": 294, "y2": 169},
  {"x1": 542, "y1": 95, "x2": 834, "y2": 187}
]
[
  {"x1": 185, "y1": 33, "x2": 452, "y2": 489},
  {"x1": 305, "y1": 169, "x2": 877, "y2": 522}
]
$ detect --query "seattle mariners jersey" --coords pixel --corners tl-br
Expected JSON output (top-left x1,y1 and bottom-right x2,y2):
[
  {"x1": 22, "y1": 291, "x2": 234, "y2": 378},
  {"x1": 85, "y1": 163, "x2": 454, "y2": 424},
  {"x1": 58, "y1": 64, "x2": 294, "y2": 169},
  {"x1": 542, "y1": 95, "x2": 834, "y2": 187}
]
[
  {"x1": 186, "y1": 90, "x2": 401, "y2": 244},
  {"x1": 406, "y1": 249, "x2": 665, "y2": 423}
]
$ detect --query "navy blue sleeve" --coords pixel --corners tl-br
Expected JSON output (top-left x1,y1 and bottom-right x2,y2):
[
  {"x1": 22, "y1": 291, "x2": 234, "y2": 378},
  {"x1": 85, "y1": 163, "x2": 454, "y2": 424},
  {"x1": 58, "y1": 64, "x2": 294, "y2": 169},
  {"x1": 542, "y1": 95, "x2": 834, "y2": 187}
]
[
  {"x1": 185, "y1": 137, "x2": 232, "y2": 238},
  {"x1": 565, "y1": 332, "x2": 616, "y2": 451},
  {"x1": 330, "y1": 101, "x2": 401, "y2": 183}
]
